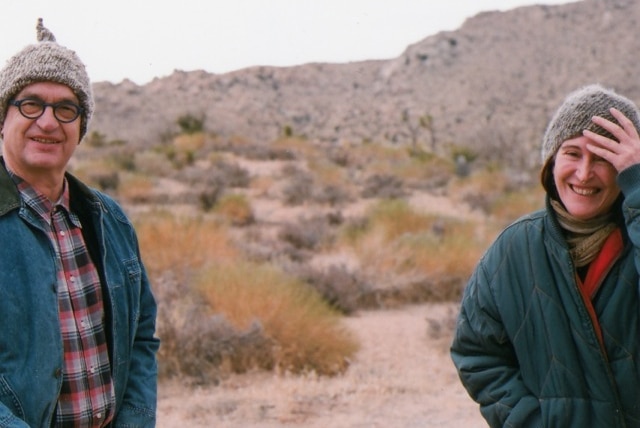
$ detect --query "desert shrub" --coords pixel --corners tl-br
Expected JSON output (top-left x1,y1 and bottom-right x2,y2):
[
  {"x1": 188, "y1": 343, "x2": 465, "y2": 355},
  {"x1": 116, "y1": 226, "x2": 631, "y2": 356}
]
[
  {"x1": 230, "y1": 143, "x2": 296, "y2": 161},
  {"x1": 136, "y1": 211, "x2": 239, "y2": 282},
  {"x1": 490, "y1": 184, "x2": 545, "y2": 225},
  {"x1": 271, "y1": 136, "x2": 319, "y2": 160},
  {"x1": 92, "y1": 171, "x2": 120, "y2": 192},
  {"x1": 155, "y1": 273, "x2": 273, "y2": 383},
  {"x1": 214, "y1": 193, "x2": 255, "y2": 226},
  {"x1": 278, "y1": 215, "x2": 332, "y2": 251},
  {"x1": 71, "y1": 159, "x2": 119, "y2": 192},
  {"x1": 317, "y1": 183, "x2": 350, "y2": 205},
  {"x1": 281, "y1": 168, "x2": 315, "y2": 205},
  {"x1": 174, "y1": 132, "x2": 205, "y2": 153},
  {"x1": 84, "y1": 130, "x2": 108, "y2": 148},
  {"x1": 335, "y1": 199, "x2": 487, "y2": 301},
  {"x1": 361, "y1": 174, "x2": 407, "y2": 199},
  {"x1": 116, "y1": 173, "x2": 154, "y2": 203},
  {"x1": 327, "y1": 147, "x2": 353, "y2": 167},
  {"x1": 104, "y1": 146, "x2": 137, "y2": 172},
  {"x1": 198, "y1": 185, "x2": 224, "y2": 212},
  {"x1": 449, "y1": 167, "x2": 510, "y2": 214},
  {"x1": 249, "y1": 175, "x2": 275, "y2": 196},
  {"x1": 137, "y1": 213, "x2": 264, "y2": 383},
  {"x1": 196, "y1": 261, "x2": 359, "y2": 375},
  {"x1": 212, "y1": 160, "x2": 251, "y2": 188},
  {"x1": 367, "y1": 199, "x2": 434, "y2": 241},
  {"x1": 340, "y1": 217, "x2": 370, "y2": 245},
  {"x1": 134, "y1": 150, "x2": 174, "y2": 177},
  {"x1": 295, "y1": 264, "x2": 371, "y2": 314},
  {"x1": 177, "y1": 113, "x2": 205, "y2": 134}
]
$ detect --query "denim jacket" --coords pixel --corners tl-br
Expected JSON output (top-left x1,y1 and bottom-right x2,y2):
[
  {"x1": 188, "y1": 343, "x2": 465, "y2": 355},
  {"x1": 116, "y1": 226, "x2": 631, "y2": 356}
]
[{"x1": 0, "y1": 162, "x2": 159, "y2": 427}]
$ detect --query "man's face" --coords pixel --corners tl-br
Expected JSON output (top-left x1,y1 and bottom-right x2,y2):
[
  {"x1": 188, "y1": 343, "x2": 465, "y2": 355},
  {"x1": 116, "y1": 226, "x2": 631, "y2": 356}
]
[{"x1": 1, "y1": 81, "x2": 81, "y2": 184}]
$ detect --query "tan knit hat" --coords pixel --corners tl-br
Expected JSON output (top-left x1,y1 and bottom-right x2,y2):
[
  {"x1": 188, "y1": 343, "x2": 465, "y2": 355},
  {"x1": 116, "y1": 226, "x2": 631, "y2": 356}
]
[
  {"x1": 542, "y1": 84, "x2": 640, "y2": 165},
  {"x1": 540, "y1": 84, "x2": 640, "y2": 193},
  {"x1": 0, "y1": 18, "x2": 93, "y2": 139}
]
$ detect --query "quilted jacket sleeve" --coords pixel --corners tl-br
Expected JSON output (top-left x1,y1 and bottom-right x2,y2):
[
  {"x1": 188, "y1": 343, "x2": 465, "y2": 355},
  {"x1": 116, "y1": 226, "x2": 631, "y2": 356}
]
[{"x1": 451, "y1": 260, "x2": 541, "y2": 428}]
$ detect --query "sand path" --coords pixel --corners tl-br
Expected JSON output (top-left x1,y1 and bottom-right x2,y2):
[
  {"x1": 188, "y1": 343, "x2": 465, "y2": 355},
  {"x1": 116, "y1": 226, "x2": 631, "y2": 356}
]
[{"x1": 157, "y1": 303, "x2": 486, "y2": 427}]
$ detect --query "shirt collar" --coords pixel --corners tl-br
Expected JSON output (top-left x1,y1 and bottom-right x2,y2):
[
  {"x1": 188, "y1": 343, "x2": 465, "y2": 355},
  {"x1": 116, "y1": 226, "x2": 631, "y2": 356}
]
[{"x1": 8, "y1": 170, "x2": 80, "y2": 227}]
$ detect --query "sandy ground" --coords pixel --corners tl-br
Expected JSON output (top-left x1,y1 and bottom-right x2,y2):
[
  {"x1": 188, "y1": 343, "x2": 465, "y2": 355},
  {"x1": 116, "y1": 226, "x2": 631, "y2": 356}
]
[{"x1": 157, "y1": 303, "x2": 486, "y2": 427}]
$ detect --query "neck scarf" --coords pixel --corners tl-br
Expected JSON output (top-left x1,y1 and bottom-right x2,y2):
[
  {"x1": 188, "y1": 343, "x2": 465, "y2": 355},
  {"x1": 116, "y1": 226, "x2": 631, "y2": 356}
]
[{"x1": 550, "y1": 199, "x2": 617, "y2": 267}]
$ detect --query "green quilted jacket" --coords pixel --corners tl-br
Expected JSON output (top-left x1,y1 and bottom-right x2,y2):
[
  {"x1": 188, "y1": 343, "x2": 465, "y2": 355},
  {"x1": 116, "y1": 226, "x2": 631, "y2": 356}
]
[{"x1": 451, "y1": 164, "x2": 640, "y2": 428}]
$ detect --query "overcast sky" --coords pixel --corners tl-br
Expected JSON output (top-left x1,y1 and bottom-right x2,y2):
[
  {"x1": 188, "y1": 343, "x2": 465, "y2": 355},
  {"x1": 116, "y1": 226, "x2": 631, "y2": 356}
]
[{"x1": 1, "y1": 0, "x2": 573, "y2": 84}]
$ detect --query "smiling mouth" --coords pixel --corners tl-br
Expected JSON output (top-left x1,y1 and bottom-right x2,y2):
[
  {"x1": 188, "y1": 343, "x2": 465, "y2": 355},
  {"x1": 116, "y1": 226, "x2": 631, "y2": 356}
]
[
  {"x1": 571, "y1": 185, "x2": 598, "y2": 196},
  {"x1": 32, "y1": 138, "x2": 60, "y2": 145}
]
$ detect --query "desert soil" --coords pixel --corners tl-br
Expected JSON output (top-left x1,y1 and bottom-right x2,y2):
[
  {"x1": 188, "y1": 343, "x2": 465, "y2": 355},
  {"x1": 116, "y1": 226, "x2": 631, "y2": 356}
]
[{"x1": 157, "y1": 302, "x2": 486, "y2": 427}]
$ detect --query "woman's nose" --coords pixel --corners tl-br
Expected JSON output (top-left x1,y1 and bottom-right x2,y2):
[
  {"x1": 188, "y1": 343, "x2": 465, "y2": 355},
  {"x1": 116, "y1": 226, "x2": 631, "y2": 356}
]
[{"x1": 575, "y1": 158, "x2": 593, "y2": 182}]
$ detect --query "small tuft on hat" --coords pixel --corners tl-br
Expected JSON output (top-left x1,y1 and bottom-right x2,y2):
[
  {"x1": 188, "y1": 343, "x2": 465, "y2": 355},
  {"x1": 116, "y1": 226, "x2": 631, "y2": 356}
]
[
  {"x1": 0, "y1": 18, "x2": 93, "y2": 140},
  {"x1": 36, "y1": 18, "x2": 56, "y2": 42}
]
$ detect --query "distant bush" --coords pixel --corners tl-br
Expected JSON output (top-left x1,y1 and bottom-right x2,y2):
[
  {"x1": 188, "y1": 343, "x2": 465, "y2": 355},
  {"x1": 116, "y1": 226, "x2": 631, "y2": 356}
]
[
  {"x1": 281, "y1": 167, "x2": 314, "y2": 205},
  {"x1": 278, "y1": 215, "x2": 332, "y2": 251},
  {"x1": 212, "y1": 160, "x2": 251, "y2": 188},
  {"x1": 198, "y1": 185, "x2": 224, "y2": 212},
  {"x1": 295, "y1": 264, "x2": 371, "y2": 314},
  {"x1": 335, "y1": 199, "x2": 485, "y2": 302},
  {"x1": 177, "y1": 113, "x2": 205, "y2": 134},
  {"x1": 136, "y1": 212, "x2": 239, "y2": 281},
  {"x1": 361, "y1": 174, "x2": 407, "y2": 199},
  {"x1": 116, "y1": 173, "x2": 154, "y2": 203},
  {"x1": 137, "y1": 213, "x2": 357, "y2": 380},
  {"x1": 214, "y1": 193, "x2": 255, "y2": 226},
  {"x1": 196, "y1": 261, "x2": 359, "y2": 376},
  {"x1": 134, "y1": 150, "x2": 174, "y2": 177},
  {"x1": 153, "y1": 272, "x2": 273, "y2": 383}
]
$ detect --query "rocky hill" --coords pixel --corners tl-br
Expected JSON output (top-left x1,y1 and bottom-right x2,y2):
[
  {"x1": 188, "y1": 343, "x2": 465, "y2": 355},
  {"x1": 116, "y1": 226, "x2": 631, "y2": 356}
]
[{"x1": 90, "y1": 0, "x2": 638, "y2": 173}]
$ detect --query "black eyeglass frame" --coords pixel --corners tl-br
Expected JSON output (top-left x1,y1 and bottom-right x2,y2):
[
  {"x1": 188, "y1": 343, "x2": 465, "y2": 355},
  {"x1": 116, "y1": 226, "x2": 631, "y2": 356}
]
[{"x1": 9, "y1": 98, "x2": 84, "y2": 123}]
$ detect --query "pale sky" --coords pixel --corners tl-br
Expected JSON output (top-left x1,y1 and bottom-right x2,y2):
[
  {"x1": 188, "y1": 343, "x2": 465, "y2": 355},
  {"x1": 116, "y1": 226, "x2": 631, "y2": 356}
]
[{"x1": 1, "y1": 0, "x2": 573, "y2": 84}]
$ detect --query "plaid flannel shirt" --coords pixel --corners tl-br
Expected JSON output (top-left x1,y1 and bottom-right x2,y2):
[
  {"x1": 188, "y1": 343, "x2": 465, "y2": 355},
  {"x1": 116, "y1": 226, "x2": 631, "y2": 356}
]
[{"x1": 12, "y1": 173, "x2": 115, "y2": 427}]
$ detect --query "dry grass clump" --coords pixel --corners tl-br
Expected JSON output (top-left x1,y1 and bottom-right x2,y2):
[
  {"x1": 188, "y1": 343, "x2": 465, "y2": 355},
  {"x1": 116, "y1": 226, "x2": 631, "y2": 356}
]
[
  {"x1": 136, "y1": 211, "x2": 239, "y2": 280},
  {"x1": 278, "y1": 215, "x2": 333, "y2": 251},
  {"x1": 271, "y1": 136, "x2": 321, "y2": 160},
  {"x1": 196, "y1": 261, "x2": 359, "y2": 376},
  {"x1": 135, "y1": 212, "x2": 356, "y2": 381},
  {"x1": 294, "y1": 264, "x2": 372, "y2": 314},
  {"x1": 152, "y1": 272, "x2": 274, "y2": 383},
  {"x1": 173, "y1": 132, "x2": 205, "y2": 153},
  {"x1": 337, "y1": 199, "x2": 487, "y2": 302},
  {"x1": 361, "y1": 174, "x2": 407, "y2": 199},
  {"x1": 214, "y1": 193, "x2": 255, "y2": 226},
  {"x1": 70, "y1": 158, "x2": 120, "y2": 192},
  {"x1": 490, "y1": 184, "x2": 545, "y2": 224},
  {"x1": 116, "y1": 173, "x2": 155, "y2": 203},
  {"x1": 133, "y1": 150, "x2": 175, "y2": 177}
]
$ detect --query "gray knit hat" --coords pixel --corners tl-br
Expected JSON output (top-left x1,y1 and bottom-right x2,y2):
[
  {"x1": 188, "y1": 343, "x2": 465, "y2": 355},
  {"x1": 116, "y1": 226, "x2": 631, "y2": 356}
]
[
  {"x1": 541, "y1": 84, "x2": 640, "y2": 166},
  {"x1": 0, "y1": 18, "x2": 93, "y2": 139}
]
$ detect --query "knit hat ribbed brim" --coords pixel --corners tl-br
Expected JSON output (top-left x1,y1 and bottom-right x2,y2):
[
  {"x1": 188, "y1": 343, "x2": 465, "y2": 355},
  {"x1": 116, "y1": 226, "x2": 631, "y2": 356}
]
[{"x1": 0, "y1": 18, "x2": 93, "y2": 139}]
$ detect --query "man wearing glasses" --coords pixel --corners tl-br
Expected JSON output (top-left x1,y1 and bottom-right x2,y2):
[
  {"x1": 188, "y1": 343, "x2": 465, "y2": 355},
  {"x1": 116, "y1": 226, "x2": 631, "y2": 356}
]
[{"x1": 0, "y1": 19, "x2": 159, "y2": 427}]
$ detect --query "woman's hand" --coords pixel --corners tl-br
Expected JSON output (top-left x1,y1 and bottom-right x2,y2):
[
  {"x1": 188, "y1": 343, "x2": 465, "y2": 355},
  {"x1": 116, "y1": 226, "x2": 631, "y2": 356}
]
[{"x1": 584, "y1": 107, "x2": 640, "y2": 172}]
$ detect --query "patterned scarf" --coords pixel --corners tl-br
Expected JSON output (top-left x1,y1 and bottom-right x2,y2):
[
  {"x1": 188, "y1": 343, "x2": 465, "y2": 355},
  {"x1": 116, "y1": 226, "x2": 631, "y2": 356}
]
[{"x1": 550, "y1": 199, "x2": 617, "y2": 267}]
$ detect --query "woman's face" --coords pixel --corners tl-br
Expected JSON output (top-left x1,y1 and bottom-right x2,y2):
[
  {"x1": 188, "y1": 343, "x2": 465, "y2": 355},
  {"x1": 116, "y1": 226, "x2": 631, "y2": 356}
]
[{"x1": 552, "y1": 135, "x2": 620, "y2": 220}]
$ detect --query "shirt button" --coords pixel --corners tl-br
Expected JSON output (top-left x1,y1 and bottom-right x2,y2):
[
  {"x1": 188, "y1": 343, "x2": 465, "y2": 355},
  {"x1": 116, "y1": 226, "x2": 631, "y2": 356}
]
[
  {"x1": 96, "y1": 412, "x2": 102, "y2": 419},
  {"x1": 59, "y1": 231, "x2": 65, "y2": 237}
]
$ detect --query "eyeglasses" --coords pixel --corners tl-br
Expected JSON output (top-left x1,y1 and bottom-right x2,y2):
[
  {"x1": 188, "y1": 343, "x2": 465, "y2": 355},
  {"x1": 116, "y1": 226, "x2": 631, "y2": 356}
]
[{"x1": 9, "y1": 98, "x2": 83, "y2": 123}]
